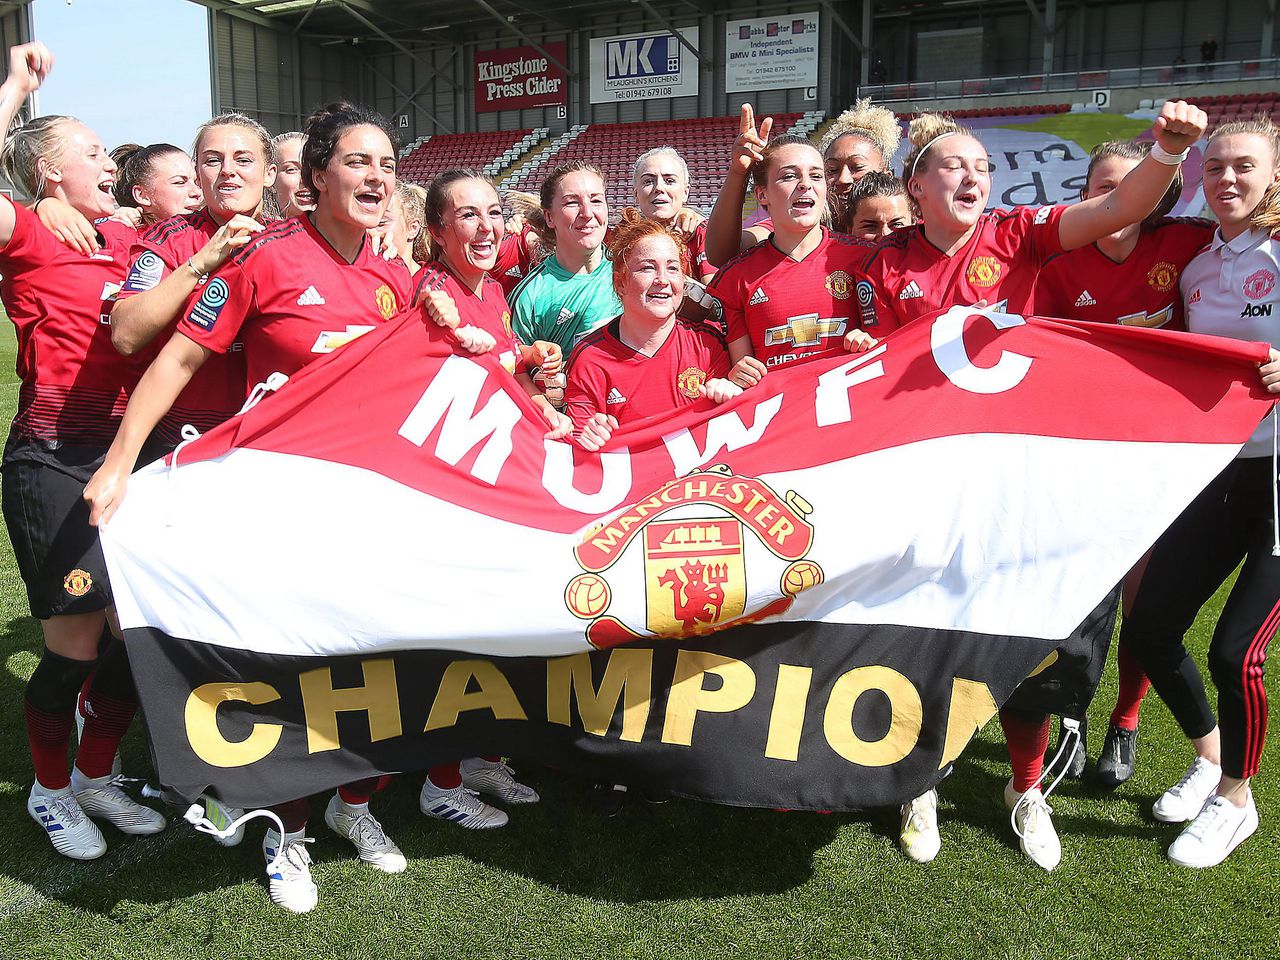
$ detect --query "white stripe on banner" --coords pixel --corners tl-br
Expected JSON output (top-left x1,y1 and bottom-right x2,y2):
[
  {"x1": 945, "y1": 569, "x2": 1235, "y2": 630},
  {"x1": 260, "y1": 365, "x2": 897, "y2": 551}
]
[{"x1": 102, "y1": 433, "x2": 1235, "y2": 658}]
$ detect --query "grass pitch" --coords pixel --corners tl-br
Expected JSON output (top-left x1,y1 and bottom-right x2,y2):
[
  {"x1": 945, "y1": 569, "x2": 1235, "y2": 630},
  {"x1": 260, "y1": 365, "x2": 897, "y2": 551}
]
[{"x1": 0, "y1": 323, "x2": 1275, "y2": 960}]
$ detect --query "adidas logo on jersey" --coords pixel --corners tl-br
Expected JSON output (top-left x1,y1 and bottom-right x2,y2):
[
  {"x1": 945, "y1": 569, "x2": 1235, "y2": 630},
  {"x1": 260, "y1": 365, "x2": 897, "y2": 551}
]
[
  {"x1": 1188, "y1": 288, "x2": 1201, "y2": 304},
  {"x1": 899, "y1": 281, "x2": 924, "y2": 300},
  {"x1": 506, "y1": 265, "x2": 522, "y2": 278},
  {"x1": 554, "y1": 307, "x2": 575, "y2": 326},
  {"x1": 297, "y1": 285, "x2": 326, "y2": 306},
  {"x1": 606, "y1": 387, "x2": 627, "y2": 405},
  {"x1": 749, "y1": 287, "x2": 769, "y2": 305},
  {"x1": 1075, "y1": 290, "x2": 1097, "y2": 307}
]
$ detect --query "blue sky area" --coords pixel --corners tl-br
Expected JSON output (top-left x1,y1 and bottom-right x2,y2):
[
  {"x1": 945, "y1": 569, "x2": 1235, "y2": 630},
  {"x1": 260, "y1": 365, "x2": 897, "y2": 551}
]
[{"x1": 30, "y1": 0, "x2": 211, "y2": 152}]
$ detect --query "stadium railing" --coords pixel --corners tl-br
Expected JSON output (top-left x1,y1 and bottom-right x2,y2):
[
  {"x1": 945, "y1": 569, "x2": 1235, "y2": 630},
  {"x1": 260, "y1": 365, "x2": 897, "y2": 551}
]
[{"x1": 859, "y1": 57, "x2": 1280, "y2": 104}]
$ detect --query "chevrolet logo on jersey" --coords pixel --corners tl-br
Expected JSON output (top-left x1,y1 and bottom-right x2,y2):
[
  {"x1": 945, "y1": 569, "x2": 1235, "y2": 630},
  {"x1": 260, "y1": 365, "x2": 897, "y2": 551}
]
[
  {"x1": 311, "y1": 325, "x2": 376, "y2": 353},
  {"x1": 1118, "y1": 305, "x2": 1174, "y2": 328},
  {"x1": 763, "y1": 314, "x2": 846, "y2": 348}
]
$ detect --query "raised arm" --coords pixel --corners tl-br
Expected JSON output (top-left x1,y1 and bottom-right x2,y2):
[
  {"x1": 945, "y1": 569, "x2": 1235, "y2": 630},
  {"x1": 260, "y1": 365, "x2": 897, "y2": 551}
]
[
  {"x1": 1058, "y1": 101, "x2": 1208, "y2": 252},
  {"x1": 705, "y1": 105, "x2": 773, "y2": 267},
  {"x1": 0, "y1": 42, "x2": 54, "y2": 249}
]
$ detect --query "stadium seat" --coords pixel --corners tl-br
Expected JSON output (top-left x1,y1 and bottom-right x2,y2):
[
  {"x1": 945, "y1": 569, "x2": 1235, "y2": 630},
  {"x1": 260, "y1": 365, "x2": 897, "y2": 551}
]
[{"x1": 399, "y1": 129, "x2": 534, "y2": 186}]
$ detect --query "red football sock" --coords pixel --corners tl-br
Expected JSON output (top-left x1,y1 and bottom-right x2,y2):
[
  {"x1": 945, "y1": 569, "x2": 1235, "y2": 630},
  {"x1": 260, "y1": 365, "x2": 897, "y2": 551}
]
[
  {"x1": 24, "y1": 701, "x2": 73, "y2": 790},
  {"x1": 74, "y1": 691, "x2": 136, "y2": 779},
  {"x1": 337, "y1": 777, "x2": 380, "y2": 806},
  {"x1": 1110, "y1": 640, "x2": 1150, "y2": 731},
  {"x1": 1000, "y1": 709, "x2": 1051, "y2": 794},
  {"x1": 427, "y1": 762, "x2": 462, "y2": 789},
  {"x1": 271, "y1": 798, "x2": 310, "y2": 834}
]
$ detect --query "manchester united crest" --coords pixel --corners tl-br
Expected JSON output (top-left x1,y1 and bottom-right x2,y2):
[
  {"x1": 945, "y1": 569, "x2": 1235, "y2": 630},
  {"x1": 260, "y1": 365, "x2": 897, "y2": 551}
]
[
  {"x1": 1244, "y1": 268, "x2": 1277, "y2": 301},
  {"x1": 565, "y1": 466, "x2": 824, "y2": 649},
  {"x1": 502, "y1": 310, "x2": 514, "y2": 337},
  {"x1": 1147, "y1": 261, "x2": 1177, "y2": 293},
  {"x1": 373, "y1": 284, "x2": 398, "y2": 320},
  {"x1": 825, "y1": 270, "x2": 853, "y2": 300},
  {"x1": 966, "y1": 256, "x2": 1002, "y2": 288},
  {"x1": 676, "y1": 366, "x2": 707, "y2": 399},
  {"x1": 63, "y1": 569, "x2": 93, "y2": 597}
]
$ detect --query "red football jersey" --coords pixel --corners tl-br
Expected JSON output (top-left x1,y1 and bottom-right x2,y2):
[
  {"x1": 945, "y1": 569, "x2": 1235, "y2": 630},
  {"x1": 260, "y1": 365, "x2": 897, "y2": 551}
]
[
  {"x1": 859, "y1": 206, "x2": 1067, "y2": 334},
  {"x1": 118, "y1": 208, "x2": 249, "y2": 443},
  {"x1": 493, "y1": 228, "x2": 535, "y2": 298},
  {"x1": 565, "y1": 316, "x2": 729, "y2": 432},
  {"x1": 0, "y1": 203, "x2": 147, "y2": 446},
  {"x1": 95, "y1": 218, "x2": 139, "y2": 262},
  {"x1": 414, "y1": 261, "x2": 525, "y2": 376},
  {"x1": 685, "y1": 221, "x2": 716, "y2": 281},
  {"x1": 1034, "y1": 217, "x2": 1215, "y2": 330},
  {"x1": 177, "y1": 215, "x2": 412, "y2": 393},
  {"x1": 708, "y1": 227, "x2": 866, "y2": 370}
]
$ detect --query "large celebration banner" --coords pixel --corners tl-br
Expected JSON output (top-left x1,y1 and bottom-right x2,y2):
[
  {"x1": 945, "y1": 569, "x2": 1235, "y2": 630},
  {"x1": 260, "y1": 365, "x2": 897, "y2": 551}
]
[{"x1": 102, "y1": 307, "x2": 1273, "y2": 811}]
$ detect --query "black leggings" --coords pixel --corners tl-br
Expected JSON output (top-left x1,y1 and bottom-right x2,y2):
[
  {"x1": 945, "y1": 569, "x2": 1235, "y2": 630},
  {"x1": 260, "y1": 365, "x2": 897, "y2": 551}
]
[{"x1": 1121, "y1": 456, "x2": 1280, "y2": 780}]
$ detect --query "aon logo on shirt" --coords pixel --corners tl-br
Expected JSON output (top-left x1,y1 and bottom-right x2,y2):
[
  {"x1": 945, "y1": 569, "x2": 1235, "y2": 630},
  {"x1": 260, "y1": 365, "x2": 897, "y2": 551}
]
[{"x1": 1241, "y1": 303, "x2": 1274, "y2": 318}]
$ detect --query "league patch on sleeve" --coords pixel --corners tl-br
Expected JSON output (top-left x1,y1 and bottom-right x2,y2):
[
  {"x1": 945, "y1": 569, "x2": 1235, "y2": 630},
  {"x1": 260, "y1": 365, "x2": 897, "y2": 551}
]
[
  {"x1": 856, "y1": 280, "x2": 877, "y2": 328},
  {"x1": 1033, "y1": 206, "x2": 1053, "y2": 225},
  {"x1": 121, "y1": 250, "x2": 166, "y2": 293},
  {"x1": 188, "y1": 276, "x2": 230, "y2": 330}
]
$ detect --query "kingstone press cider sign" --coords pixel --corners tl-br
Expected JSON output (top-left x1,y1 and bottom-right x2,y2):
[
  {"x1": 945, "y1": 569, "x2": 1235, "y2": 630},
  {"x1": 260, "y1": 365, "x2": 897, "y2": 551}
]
[{"x1": 474, "y1": 43, "x2": 568, "y2": 113}]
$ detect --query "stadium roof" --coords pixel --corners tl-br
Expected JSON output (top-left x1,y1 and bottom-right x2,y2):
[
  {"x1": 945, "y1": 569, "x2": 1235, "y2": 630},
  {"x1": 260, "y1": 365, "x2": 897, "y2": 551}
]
[{"x1": 190, "y1": 0, "x2": 717, "y2": 46}]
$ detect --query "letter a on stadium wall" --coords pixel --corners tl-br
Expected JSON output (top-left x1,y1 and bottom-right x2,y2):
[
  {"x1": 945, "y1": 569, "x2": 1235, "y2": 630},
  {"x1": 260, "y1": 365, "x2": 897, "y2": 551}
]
[{"x1": 101, "y1": 307, "x2": 1275, "y2": 811}]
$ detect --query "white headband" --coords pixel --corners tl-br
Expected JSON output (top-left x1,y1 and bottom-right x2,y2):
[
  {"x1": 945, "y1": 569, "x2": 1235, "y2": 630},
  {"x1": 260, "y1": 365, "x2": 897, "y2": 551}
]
[{"x1": 909, "y1": 130, "x2": 959, "y2": 181}]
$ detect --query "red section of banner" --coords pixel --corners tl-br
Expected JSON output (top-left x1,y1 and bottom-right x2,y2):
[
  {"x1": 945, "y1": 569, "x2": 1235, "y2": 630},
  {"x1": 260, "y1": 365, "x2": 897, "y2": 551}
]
[
  {"x1": 474, "y1": 43, "x2": 568, "y2": 113},
  {"x1": 176, "y1": 306, "x2": 1275, "y2": 535}
]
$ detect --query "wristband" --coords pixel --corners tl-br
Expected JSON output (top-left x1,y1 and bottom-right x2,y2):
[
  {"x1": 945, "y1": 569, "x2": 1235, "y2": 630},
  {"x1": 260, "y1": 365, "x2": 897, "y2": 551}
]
[
  {"x1": 185, "y1": 258, "x2": 207, "y2": 281},
  {"x1": 1150, "y1": 142, "x2": 1189, "y2": 166},
  {"x1": 32, "y1": 197, "x2": 47, "y2": 214}
]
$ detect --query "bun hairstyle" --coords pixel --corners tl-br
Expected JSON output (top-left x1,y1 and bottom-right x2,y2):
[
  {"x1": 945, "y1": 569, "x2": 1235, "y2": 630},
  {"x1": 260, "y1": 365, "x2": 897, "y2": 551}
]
[
  {"x1": 422, "y1": 167, "x2": 498, "y2": 261},
  {"x1": 607, "y1": 210, "x2": 687, "y2": 298},
  {"x1": 1207, "y1": 115, "x2": 1280, "y2": 234},
  {"x1": 112, "y1": 143, "x2": 187, "y2": 210},
  {"x1": 0, "y1": 114, "x2": 78, "y2": 200},
  {"x1": 819, "y1": 98, "x2": 901, "y2": 168},
  {"x1": 748, "y1": 133, "x2": 821, "y2": 192},
  {"x1": 838, "y1": 171, "x2": 909, "y2": 232},
  {"x1": 300, "y1": 101, "x2": 399, "y2": 193},
  {"x1": 900, "y1": 113, "x2": 975, "y2": 184},
  {"x1": 1085, "y1": 140, "x2": 1183, "y2": 229}
]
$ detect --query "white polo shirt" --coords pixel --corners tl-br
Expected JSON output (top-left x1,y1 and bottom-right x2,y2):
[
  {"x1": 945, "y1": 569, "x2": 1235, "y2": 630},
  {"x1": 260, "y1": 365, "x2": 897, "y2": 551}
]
[{"x1": 1181, "y1": 227, "x2": 1280, "y2": 458}]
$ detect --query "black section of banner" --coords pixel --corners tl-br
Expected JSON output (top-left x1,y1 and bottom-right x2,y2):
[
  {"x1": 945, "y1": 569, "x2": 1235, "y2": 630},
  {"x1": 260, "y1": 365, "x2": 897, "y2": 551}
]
[{"x1": 126, "y1": 621, "x2": 1062, "y2": 812}]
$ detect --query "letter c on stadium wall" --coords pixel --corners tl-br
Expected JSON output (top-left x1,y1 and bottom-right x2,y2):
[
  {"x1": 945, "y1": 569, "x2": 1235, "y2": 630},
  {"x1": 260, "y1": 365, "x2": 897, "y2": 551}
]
[{"x1": 929, "y1": 306, "x2": 1033, "y2": 395}]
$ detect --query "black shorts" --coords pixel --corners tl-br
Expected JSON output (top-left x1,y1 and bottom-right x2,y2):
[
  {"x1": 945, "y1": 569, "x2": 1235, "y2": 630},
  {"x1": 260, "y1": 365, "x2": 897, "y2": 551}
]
[{"x1": 2, "y1": 432, "x2": 113, "y2": 619}]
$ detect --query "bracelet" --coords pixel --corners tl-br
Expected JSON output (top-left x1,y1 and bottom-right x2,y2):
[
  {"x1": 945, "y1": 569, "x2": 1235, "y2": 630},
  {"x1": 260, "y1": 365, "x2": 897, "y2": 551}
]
[
  {"x1": 185, "y1": 258, "x2": 207, "y2": 281},
  {"x1": 1150, "y1": 142, "x2": 1189, "y2": 166}
]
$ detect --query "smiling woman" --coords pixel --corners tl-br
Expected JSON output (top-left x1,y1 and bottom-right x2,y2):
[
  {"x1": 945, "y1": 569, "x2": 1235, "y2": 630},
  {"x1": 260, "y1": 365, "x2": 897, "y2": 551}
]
[{"x1": 82, "y1": 100, "x2": 416, "y2": 915}]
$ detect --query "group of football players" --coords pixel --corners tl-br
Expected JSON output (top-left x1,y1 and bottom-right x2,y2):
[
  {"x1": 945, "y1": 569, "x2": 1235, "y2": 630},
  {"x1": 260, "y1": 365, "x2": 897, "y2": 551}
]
[{"x1": 3, "y1": 38, "x2": 1279, "y2": 914}]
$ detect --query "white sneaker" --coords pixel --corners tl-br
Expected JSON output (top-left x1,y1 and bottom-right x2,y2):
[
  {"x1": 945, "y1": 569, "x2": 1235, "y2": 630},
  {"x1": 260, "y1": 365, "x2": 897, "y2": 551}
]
[
  {"x1": 1153, "y1": 756, "x2": 1222, "y2": 823},
  {"x1": 419, "y1": 778, "x2": 508, "y2": 829},
  {"x1": 899, "y1": 789, "x2": 941, "y2": 863},
  {"x1": 199, "y1": 794, "x2": 245, "y2": 847},
  {"x1": 1167, "y1": 791, "x2": 1259, "y2": 868},
  {"x1": 262, "y1": 828, "x2": 318, "y2": 914},
  {"x1": 461, "y1": 758, "x2": 540, "y2": 804},
  {"x1": 70, "y1": 768, "x2": 166, "y2": 835},
  {"x1": 27, "y1": 782, "x2": 107, "y2": 860},
  {"x1": 1005, "y1": 780, "x2": 1062, "y2": 872},
  {"x1": 324, "y1": 794, "x2": 407, "y2": 874}
]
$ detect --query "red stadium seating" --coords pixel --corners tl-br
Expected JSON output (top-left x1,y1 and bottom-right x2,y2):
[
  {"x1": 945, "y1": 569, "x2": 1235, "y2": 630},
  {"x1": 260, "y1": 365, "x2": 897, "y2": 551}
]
[
  {"x1": 1188, "y1": 92, "x2": 1280, "y2": 127},
  {"x1": 503, "y1": 114, "x2": 803, "y2": 214},
  {"x1": 398, "y1": 129, "x2": 533, "y2": 184}
]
